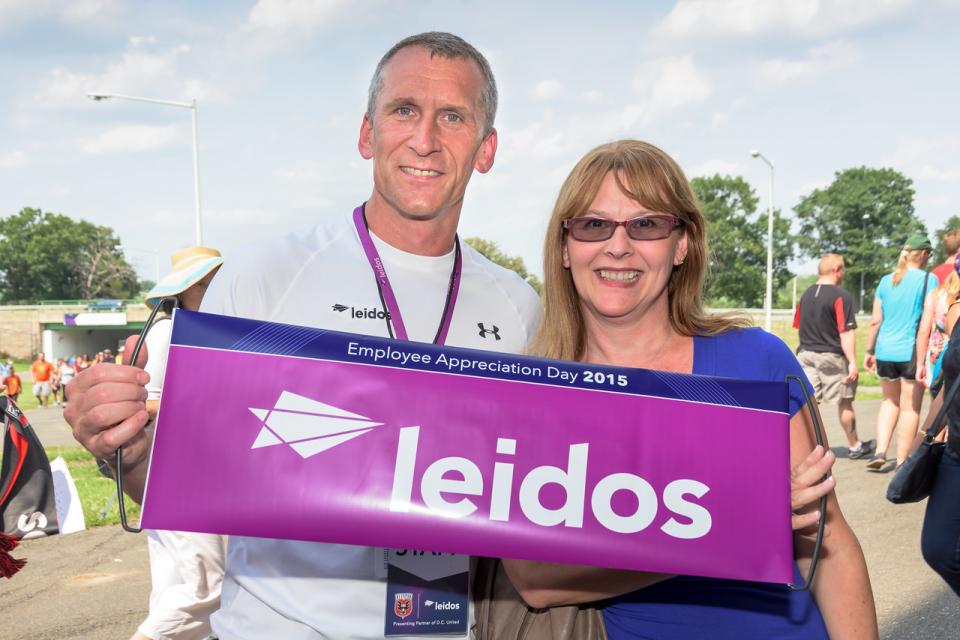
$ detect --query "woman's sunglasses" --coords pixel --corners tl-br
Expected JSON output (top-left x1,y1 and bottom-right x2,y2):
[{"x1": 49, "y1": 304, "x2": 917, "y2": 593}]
[{"x1": 563, "y1": 214, "x2": 684, "y2": 242}]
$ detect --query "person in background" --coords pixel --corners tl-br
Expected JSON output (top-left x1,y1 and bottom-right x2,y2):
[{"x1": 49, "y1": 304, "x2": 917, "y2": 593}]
[
  {"x1": 59, "y1": 357, "x2": 76, "y2": 407},
  {"x1": 931, "y1": 230, "x2": 960, "y2": 285},
  {"x1": 30, "y1": 352, "x2": 54, "y2": 408},
  {"x1": 3, "y1": 365, "x2": 22, "y2": 403},
  {"x1": 50, "y1": 358, "x2": 63, "y2": 406},
  {"x1": 500, "y1": 140, "x2": 876, "y2": 639},
  {"x1": 132, "y1": 246, "x2": 226, "y2": 640},
  {"x1": 794, "y1": 253, "x2": 874, "y2": 459},
  {"x1": 864, "y1": 235, "x2": 937, "y2": 470},
  {"x1": 916, "y1": 254, "x2": 960, "y2": 397},
  {"x1": 919, "y1": 263, "x2": 960, "y2": 597}
]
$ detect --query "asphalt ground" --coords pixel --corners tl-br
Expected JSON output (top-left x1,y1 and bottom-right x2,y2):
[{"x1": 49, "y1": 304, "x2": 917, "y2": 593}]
[{"x1": 2, "y1": 400, "x2": 958, "y2": 639}]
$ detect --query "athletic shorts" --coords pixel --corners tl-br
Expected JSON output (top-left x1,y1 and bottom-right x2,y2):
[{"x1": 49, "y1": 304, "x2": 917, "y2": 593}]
[
  {"x1": 877, "y1": 359, "x2": 917, "y2": 381},
  {"x1": 797, "y1": 350, "x2": 856, "y2": 403},
  {"x1": 33, "y1": 381, "x2": 51, "y2": 397}
]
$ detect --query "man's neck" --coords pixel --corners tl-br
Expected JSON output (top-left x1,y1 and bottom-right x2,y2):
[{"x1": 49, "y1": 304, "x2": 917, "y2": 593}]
[
  {"x1": 815, "y1": 276, "x2": 838, "y2": 285},
  {"x1": 363, "y1": 194, "x2": 460, "y2": 257}
]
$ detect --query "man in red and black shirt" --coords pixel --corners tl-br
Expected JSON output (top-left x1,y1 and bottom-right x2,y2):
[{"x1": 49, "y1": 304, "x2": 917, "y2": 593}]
[
  {"x1": 931, "y1": 229, "x2": 960, "y2": 286},
  {"x1": 794, "y1": 253, "x2": 875, "y2": 459}
]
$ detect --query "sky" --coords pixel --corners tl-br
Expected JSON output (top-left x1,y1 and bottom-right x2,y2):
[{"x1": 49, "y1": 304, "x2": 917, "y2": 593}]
[{"x1": 2, "y1": 0, "x2": 959, "y2": 284}]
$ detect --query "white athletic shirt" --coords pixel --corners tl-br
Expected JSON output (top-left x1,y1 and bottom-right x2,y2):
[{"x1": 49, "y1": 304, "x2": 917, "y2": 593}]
[{"x1": 199, "y1": 210, "x2": 541, "y2": 639}]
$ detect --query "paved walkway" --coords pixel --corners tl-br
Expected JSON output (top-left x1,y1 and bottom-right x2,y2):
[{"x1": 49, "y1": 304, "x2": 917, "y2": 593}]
[{"x1": 2, "y1": 400, "x2": 958, "y2": 639}]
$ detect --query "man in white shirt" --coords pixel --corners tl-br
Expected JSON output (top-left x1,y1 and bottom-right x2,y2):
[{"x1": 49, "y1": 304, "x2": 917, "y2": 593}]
[{"x1": 66, "y1": 32, "x2": 540, "y2": 639}]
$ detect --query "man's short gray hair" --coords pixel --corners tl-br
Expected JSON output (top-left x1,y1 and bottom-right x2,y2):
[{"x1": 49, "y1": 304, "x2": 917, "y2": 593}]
[{"x1": 366, "y1": 32, "x2": 498, "y2": 137}]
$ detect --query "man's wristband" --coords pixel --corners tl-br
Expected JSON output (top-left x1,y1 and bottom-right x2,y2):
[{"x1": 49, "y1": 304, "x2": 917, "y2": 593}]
[{"x1": 866, "y1": 348, "x2": 876, "y2": 356}]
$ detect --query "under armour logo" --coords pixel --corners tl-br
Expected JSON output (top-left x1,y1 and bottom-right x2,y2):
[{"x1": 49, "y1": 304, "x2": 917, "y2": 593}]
[
  {"x1": 332, "y1": 304, "x2": 348, "y2": 313},
  {"x1": 477, "y1": 323, "x2": 501, "y2": 340}
]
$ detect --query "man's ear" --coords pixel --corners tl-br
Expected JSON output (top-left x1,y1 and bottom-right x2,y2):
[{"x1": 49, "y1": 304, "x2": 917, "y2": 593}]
[
  {"x1": 358, "y1": 114, "x2": 374, "y2": 160},
  {"x1": 473, "y1": 128, "x2": 498, "y2": 174}
]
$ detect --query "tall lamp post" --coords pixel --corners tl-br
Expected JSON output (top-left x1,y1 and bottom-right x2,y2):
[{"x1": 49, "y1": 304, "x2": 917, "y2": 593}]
[
  {"x1": 750, "y1": 150, "x2": 775, "y2": 331},
  {"x1": 87, "y1": 92, "x2": 204, "y2": 245},
  {"x1": 860, "y1": 213, "x2": 869, "y2": 313}
]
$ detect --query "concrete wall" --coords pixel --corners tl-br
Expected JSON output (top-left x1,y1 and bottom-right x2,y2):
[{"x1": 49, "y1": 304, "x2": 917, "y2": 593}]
[{"x1": 0, "y1": 303, "x2": 150, "y2": 359}]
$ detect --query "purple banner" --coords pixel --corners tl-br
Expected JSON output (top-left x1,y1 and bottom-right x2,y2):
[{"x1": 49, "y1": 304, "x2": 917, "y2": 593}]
[{"x1": 140, "y1": 311, "x2": 794, "y2": 584}]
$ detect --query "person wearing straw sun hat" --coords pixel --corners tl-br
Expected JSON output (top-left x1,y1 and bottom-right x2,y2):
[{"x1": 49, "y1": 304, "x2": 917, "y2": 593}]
[
  {"x1": 134, "y1": 245, "x2": 225, "y2": 640},
  {"x1": 145, "y1": 246, "x2": 224, "y2": 310}
]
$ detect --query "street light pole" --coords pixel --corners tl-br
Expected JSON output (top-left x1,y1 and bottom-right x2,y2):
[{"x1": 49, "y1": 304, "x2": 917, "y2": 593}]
[
  {"x1": 860, "y1": 213, "x2": 869, "y2": 313},
  {"x1": 87, "y1": 92, "x2": 203, "y2": 245},
  {"x1": 750, "y1": 150, "x2": 775, "y2": 331}
]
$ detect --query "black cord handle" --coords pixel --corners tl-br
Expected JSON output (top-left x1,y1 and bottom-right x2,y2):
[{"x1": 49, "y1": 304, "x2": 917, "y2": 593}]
[
  {"x1": 117, "y1": 296, "x2": 179, "y2": 533},
  {"x1": 785, "y1": 374, "x2": 827, "y2": 592}
]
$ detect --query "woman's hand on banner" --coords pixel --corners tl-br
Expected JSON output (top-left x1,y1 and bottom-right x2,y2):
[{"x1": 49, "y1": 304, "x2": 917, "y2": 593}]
[{"x1": 790, "y1": 445, "x2": 835, "y2": 535}]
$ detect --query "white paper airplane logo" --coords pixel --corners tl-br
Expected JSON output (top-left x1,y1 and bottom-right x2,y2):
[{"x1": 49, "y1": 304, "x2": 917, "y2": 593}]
[{"x1": 249, "y1": 391, "x2": 383, "y2": 459}]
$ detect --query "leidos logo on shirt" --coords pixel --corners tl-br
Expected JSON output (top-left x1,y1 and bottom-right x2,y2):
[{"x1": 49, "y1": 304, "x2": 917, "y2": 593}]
[
  {"x1": 250, "y1": 391, "x2": 712, "y2": 540},
  {"x1": 331, "y1": 303, "x2": 390, "y2": 320}
]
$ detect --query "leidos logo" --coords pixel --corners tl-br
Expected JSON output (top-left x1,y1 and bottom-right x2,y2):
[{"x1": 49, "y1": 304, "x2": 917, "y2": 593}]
[
  {"x1": 249, "y1": 391, "x2": 383, "y2": 458},
  {"x1": 332, "y1": 303, "x2": 390, "y2": 320},
  {"x1": 389, "y1": 427, "x2": 712, "y2": 540},
  {"x1": 425, "y1": 600, "x2": 460, "y2": 610},
  {"x1": 252, "y1": 393, "x2": 712, "y2": 540}
]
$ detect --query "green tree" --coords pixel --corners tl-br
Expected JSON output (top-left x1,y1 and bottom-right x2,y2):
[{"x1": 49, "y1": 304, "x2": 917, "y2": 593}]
[
  {"x1": 933, "y1": 214, "x2": 960, "y2": 265},
  {"x1": 0, "y1": 207, "x2": 140, "y2": 302},
  {"x1": 690, "y1": 175, "x2": 795, "y2": 307},
  {"x1": 794, "y1": 167, "x2": 924, "y2": 310},
  {"x1": 464, "y1": 237, "x2": 542, "y2": 294}
]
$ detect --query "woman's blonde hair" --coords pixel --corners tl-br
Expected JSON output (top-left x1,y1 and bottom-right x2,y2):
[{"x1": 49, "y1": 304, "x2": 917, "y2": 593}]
[
  {"x1": 892, "y1": 248, "x2": 928, "y2": 286},
  {"x1": 528, "y1": 139, "x2": 749, "y2": 361},
  {"x1": 941, "y1": 270, "x2": 960, "y2": 304}
]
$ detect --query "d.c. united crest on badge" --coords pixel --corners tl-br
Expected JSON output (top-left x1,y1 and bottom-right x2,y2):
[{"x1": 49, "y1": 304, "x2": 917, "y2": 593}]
[{"x1": 394, "y1": 592, "x2": 413, "y2": 619}]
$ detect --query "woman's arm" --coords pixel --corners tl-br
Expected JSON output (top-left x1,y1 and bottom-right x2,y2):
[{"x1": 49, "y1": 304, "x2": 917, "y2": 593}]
[
  {"x1": 501, "y1": 442, "x2": 840, "y2": 609},
  {"x1": 916, "y1": 291, "x2": 937, "y2": 384},
  {"x1": 500, "y1": 561, "x2": 670, "y2": 609},
  {"x1": 791, "y1": 403, "x2": 878, "y2": 639},
  {"x1": 863, "y1": 297, "x2": 883, "y2": 373}
]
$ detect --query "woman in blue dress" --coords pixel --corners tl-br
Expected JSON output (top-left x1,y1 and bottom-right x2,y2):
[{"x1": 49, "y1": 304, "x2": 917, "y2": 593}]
[{"x1": 502, "y1": 140, "x2": 877, "y2": 639}]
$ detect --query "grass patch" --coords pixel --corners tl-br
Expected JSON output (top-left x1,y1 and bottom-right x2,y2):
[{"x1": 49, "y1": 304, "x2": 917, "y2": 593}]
[
  {"x1": 1, "y1": 446, "x2": 143, "y2": 529},
  {"x1": 45, "y1": 447, "x2": 142, "y2": 528}
]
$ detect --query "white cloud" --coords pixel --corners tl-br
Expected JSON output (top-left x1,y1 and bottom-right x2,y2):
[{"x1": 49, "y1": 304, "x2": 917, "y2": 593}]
[
  {"x1": 656, "y1": 0, "x2": 912, "y2": 39},
  {"x1": 0, "y1": 150, "x2": 25, "y2": 169},
  {"x1": 686, "y1": 159, "x2": 741, "y2": 178},
  {"x1": 0, "y1": 0, "x2": 121, "y2": 27},
  {"x1": 580, "y1": 90, "x2": 605, "y2": 105},
  {"x1": 623, "y1": 55, "x2": 711, "y2": 127},
  {"x1": 882, "y1": 135, "x2": 960, "y2": 182},
  {"x1": 759, "y1": 40, "x2": 859, "y2": 84},
  {"x1": 82, "y1": 124, "x2": 180, "y2": 154},
  {"x1": 27, "y1": 43, "x2": 223, "y2": 110},
  {"x1": 129, "y1": 35, "x2": 158, "y2": 48},
  {"x1": 531, "y1": 79, "x2": 563, "y2": 101},
  {"x1": 275, "y1": 163, "x2": 323, "y2": 182},
  {"x1": 233, "y1": 0, "x2": 373, "y2": 54},
  {"x1": 916, "y1": 166, "x2": 960, "y2": 181},
  {"x1": 246, "y1": 0, "x2": 348, "y2": 31}
]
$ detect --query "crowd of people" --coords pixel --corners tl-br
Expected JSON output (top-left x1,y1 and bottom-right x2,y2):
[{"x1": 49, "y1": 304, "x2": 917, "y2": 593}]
[
  {"x1": 794, "y1": 230, "x2": 960, "y2": 601},
  {"x1": 37, "y1": 29, "x2": 955, "y2": 640},
  {"x1": 0, "y1": 350, "x2": 118, "y2": 407}
]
